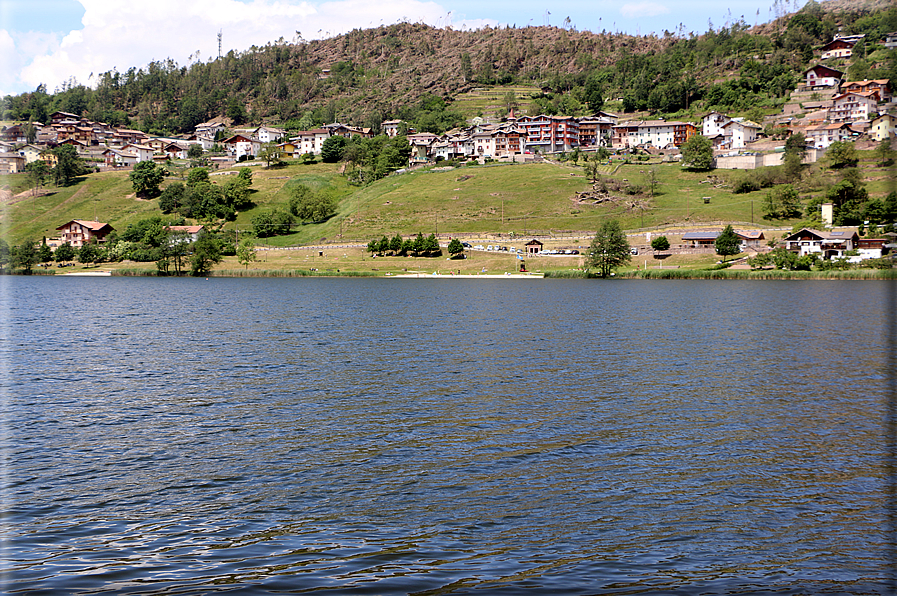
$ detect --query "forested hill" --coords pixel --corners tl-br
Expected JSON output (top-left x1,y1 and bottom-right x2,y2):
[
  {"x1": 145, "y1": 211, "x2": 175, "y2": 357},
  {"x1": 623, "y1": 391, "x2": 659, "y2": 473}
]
[{"x1": 3, "y1": 0, "x2": 896, "y2": 136}]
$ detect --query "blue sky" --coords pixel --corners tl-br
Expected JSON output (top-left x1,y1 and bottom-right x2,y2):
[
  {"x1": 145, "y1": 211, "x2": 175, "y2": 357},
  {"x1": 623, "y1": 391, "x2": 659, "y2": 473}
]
[{"x1": 2, "y1": 0, "x2": 788, "y2": 98}]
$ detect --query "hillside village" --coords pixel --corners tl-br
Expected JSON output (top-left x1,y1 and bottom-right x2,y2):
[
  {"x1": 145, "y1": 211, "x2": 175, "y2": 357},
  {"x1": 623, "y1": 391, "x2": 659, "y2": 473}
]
[
  {"x1": 1, "y1": 17, "x2": 896, "y2": 275},
  {"x1": 2, "y1": 30, "x2": 895, "y2": 171}
]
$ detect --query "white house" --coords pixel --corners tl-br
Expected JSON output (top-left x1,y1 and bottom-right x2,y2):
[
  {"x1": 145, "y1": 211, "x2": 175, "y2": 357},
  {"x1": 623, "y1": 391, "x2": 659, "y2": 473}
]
[
  {"x1": 702, "y1": 111, "x2": 731, "y2": 137},
  {"x1": 803, "y1": 122, "x2": 853, "y2": 149},
  {"x1": 221, "y1": 134, "x2": 261, "y2": 160},
  {"x1": 829, "y1": 92, "x2": 878, "y2": 123},
  {"x1": 253, "y1": 126, "x2": 285, "y2": 144},
  {"x1": 722, "y1": 120, "x2": 761, "y2": 149},
  {"x1": 803, "y1": 65, "x2": 843, "y2": 89},
  {"x1": 121, "y1": 143, "x2": 155, "y2": 162},
  {"x1": 291, "y1": 129, "x2": 331, "y2": 155},
  {"x1": 166, "y1": 225, "x2": 204, "y2": 243},
  {"x1": 382, "y1": 120, "x2": 404, "y2": 137}
]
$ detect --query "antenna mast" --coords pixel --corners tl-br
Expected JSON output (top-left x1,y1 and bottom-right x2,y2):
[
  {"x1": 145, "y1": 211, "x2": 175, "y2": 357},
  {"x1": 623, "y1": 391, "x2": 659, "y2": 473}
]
[{"x1": 218, "y1": 30, "x2": 222, "y2": 58}]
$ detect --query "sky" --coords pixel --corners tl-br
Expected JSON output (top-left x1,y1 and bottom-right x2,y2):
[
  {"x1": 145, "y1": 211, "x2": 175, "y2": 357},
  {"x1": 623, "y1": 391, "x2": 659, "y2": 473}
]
[{"x1": 1, "y1": 0, "x2": 792, "y2": 98}]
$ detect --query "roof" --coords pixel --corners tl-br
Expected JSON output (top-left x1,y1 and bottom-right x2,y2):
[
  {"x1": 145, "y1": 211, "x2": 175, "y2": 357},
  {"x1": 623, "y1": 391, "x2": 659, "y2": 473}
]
[
  {"x1": 166, "y1": 225, "x2": 204, "y2": 233},
  {"x1": 525, "y1": 238, "x2": 544, "y2": 245},
  {"x1": 682, "y1": 231, "x2": 719, "y2": 241},
  {"x1": 803, "y1": 64, "x2": 843, "y2": 77},
  {"x1": 57, "y1": 220, "x2": 113, "y2": 232}
]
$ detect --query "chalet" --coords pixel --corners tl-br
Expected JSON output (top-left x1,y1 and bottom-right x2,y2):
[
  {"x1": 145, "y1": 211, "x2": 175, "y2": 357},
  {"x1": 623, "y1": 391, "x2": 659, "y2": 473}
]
[
  {"x1": 577, "y1": 117, "x2": 614, "y2": 147},
  {"x1": 783, "y1": 228, "x2": 859, "y2": 259},
  {"x1": 116, "y1": 129, "x2": 150, "y2": 145},
  {"x1": 681, "y1": 231, "x2": 719, "y2": 247},
  {"x1": 803, "y1": 65, "x2": 842, "y2": 89},
  {"x1": 56, "y1": 220, "x2": 114, "y2": 247},
  {"x1": 194, "y1": 120, "x2": 226, "y2": 140},
  {"x1": 886, "y1": 32, "x2": 897, "y2": 50},
  {"x1": 1, "y1": 124, "x2": 28, "y2": 144},
  {"x1": 49, "y1": 111, "x2": 80, "y2": 125},
  {"x1": 221, "y1": 134, "x2": 260, "y2": 160},
  {"x1": 165, "y1": 225, "x2": 204, "y2": 243},
  {"x1": 277, "y1": 140, "x2": 302, "y2": 159},
  {"x1": 839, "y1": 79, "x2": 891, "y2": 104},
  {"x1": 820, "y1": 37, "x2": 858, "y2": 60}
]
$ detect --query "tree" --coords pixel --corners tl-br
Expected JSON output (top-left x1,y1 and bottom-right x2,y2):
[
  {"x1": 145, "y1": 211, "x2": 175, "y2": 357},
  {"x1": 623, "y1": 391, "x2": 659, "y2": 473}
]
[
  {"x1": 448, "y1": 238, "x2": 464, "y2": 258},
  {"x1": 875, "y1": 138, "x2": 894, "y2": 167},
  {"x1": 129, "y1": 160, "x2": 167, "y2": 198},
  {"x1": 680, "y1": 134, "x2": 713, "y2": 171},
  {"x1": 762, "y1": 184, "x2": 802, "y2": 220},
  {"x1": 159, "y1": 182, "x2": 185, "y2": 214},
  {"x1": 77, "y1": 241, "x2": 100, "y2": 266},
  {"x1": 190, "y1": 232, "x2": 222, "y2": 276},
  {"x1": 54, "y1": 242, "x2": 75, "y2": 264},
  {"x1": 0, "y1": 240, "x2": 9, "y2": 273},
  {"x1": 51, "y1": 144, "x2": 86, "y2": 186},
  {"x1": 390, "y1": 233, "x2": 403, "y2": 254},
  {"x1": 586, "y1": 220, "x2": 631, "y2": 277},
  {"x1": 187, "y1": 143, "x2": 203, "y2": 159},
  {"x1": 12, "y1": 240, "x2": 37, "y2": 274},
  {"x1": 258, "y1": 141, "x2": 282, "y2": 168},
  {"x1": 221, "y1": 177, "x2": 252, "y2": 211},
  {"x1": 714, "y1": 224, "x2": 741, "y2": 261},
  {"x1": 38, "y1": 241, "x2": 53, "y2": 263},
  {"x1": 584, "y1": 73, "x2": 604, "y2": 113},
  {"x1": 25, "y1": 160, "x2": 49, "y2": 193},
  {"x1": 784, "y1": 132, "x2": 808, "y2": 161},
  {"x1": 288, "y1": 185, "x2": 337, "y2": 222},
  {"x1": 236, "y1": 238, "x2": 257, "y2": 269},
  {"x1": 186, "y1": 167, "x2": 210, "y2": 187},
  {"x1": 252, "y1": 208, "x2": 293, "y2": 237},
  {"x1": 321, "y1": 135, "x2": 348, "y2": 163},
  {"x1": 651, "y1": 236, "x2": 670, "y2": 251},
  {"x1": 826, "y1": 140, "x2": 858, "y2": 169}
]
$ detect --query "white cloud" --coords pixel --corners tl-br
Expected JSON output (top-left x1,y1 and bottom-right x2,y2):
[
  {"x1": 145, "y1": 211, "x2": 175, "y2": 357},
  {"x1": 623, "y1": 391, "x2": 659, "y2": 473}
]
[
  {"x1": 620, "y1": 2, "x2": 670, "y2": 19},
  {"x1": 12, "y1": 0, "x2": 452, "y2": 95}
]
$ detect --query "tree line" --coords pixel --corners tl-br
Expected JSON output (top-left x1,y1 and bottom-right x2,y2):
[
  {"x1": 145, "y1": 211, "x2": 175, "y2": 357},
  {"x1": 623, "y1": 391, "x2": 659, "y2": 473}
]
[{"x1": 3, "y1": 3, "x2": 894, "y2": 136}]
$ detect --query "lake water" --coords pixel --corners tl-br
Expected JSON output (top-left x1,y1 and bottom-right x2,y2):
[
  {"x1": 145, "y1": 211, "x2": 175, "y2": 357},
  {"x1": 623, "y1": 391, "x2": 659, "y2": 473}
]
[{"x1": 3, "y1": 276, "x2": 895, "y2": 595}]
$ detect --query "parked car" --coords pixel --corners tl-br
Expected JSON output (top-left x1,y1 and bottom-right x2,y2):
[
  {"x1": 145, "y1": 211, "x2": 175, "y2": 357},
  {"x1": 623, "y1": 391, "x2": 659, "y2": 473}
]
[
  {"x1": 462, "y1": 242, "x2": 472, "y2": 248},
  {"x1": 474, "y1": 245, "x2": 485, "y2": 251},
  {"x1": 631, "y1": 247, "x2": 639, "y2": 255}
]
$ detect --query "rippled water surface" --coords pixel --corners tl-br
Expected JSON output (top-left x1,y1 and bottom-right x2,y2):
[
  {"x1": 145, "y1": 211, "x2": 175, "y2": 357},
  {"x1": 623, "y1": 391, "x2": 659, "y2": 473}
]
[{"x1": 3, "y1": 277, "x2": 894, "y2": 594}]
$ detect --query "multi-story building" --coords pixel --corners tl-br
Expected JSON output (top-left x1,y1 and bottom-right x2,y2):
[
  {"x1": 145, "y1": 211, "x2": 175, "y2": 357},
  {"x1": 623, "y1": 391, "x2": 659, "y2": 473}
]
[
  {"x1": 517, "y1": 115, "x2": 579, "y2": 153},
  {"x1": 612, "y1": 120, "x2": 697, "y2": 150},
  {"x1": 828, "y1": 92, "x2": 878, "y2": 123},
  {"x1": 839, "y1": 79, "x2": 891, "y2": 103}
]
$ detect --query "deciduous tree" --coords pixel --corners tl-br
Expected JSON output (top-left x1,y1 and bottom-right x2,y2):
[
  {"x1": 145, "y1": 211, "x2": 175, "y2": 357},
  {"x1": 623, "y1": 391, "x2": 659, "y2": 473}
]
[
  {"x1": 586, "y1": 220, "x2": 631, "y2": 277},
  {"x1": 714, "y1": 224, "x2": 740, "y2": 260},
  {"x1": 680, "y1": 134, "x2": 713, "y2": 171},
  {"x1": 129, "y1": 160, "x2": 167, "y2": 198},
  {"x1": 190, "y1": 233, "x2": 222, "y2": 276},
  {"x1": 236, "y1": 238, "x2": 257, "y2": 269}
]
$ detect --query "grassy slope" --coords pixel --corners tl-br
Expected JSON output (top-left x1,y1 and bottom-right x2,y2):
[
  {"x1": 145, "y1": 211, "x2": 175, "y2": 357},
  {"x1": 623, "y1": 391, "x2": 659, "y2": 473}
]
[{"x1": 2, "y1": 150, "x2": 892, "y2": 247}]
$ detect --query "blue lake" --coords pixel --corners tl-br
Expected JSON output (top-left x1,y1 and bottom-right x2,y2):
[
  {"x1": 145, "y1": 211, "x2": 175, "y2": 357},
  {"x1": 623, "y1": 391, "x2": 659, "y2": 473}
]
[{"x1": 3, "y1": 276, "x2": 894, "y2": 594}]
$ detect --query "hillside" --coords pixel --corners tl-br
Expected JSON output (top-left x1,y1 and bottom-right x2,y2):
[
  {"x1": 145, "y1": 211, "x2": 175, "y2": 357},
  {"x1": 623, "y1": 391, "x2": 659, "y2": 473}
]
[
  {"x1": 3, "y1": 1, "x2": 894, "y2": 135},
  {"x1": 3, "y1": 145, "x2": 893, "y2": 248}
]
